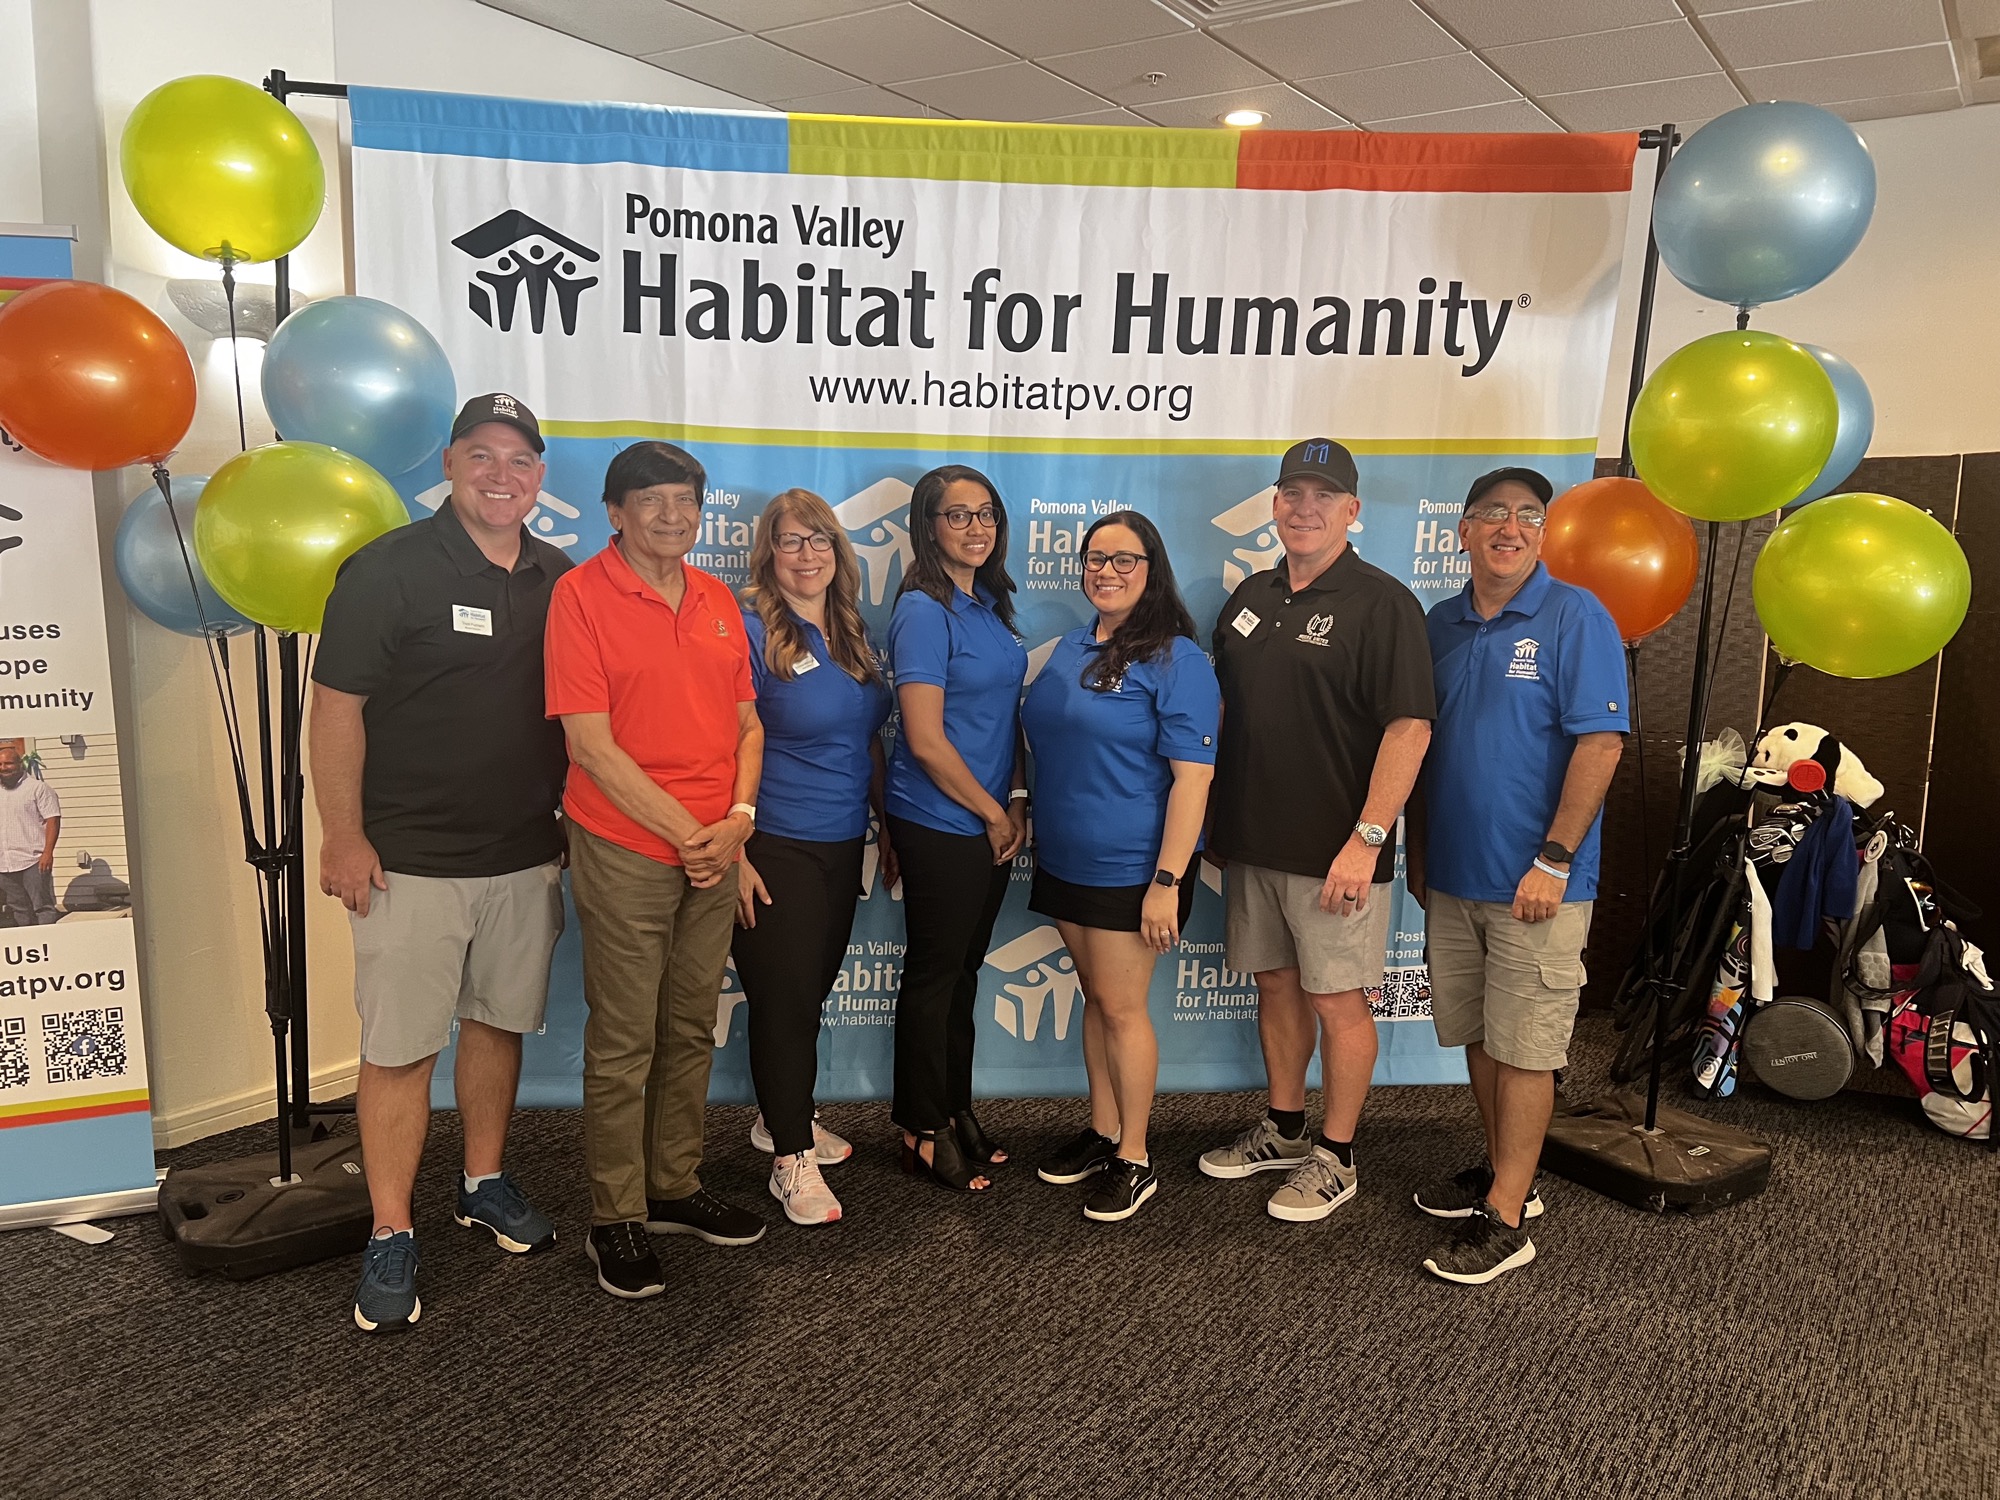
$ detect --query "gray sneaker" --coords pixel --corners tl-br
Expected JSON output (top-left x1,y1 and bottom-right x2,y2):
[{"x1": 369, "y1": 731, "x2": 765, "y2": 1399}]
[
  {"x1": 1265, "y1": 1144, "x2": 1358, "y2": 1222},
  {"x1": 1197, "y1": 1116, "x2": 1312, "y2": 1180},
  {"x1": 1423, "y1": 1202, "x2": 1537, "y2": 1285},
  {"x1": 1413, "y1": 1162, "x2": 1544, "y2": 1221}
]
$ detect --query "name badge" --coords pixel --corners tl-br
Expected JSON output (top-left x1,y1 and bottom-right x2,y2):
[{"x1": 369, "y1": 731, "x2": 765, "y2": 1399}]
[
  {"x1": 452, "y1": 605, "x2": 493, "y2": 636},
  {"x1": 1231, "y1": 608, "x2": 1261, "y2": 637},
  {"x1": 792, "y1": 652, "x2": 820, "y2": 675}
]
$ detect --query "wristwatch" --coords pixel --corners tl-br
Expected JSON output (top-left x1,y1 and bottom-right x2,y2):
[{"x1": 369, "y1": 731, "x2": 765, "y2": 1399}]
[
  {"x1": 1154, "y1": 869, "x2": 1181, "y2": 888},
  {"x1": 1538, "y1": 839, "x2": 1574, "y2": 865},
  {"x1": 1353, "y1": 821, "x2": 1388, "y2": 847}
]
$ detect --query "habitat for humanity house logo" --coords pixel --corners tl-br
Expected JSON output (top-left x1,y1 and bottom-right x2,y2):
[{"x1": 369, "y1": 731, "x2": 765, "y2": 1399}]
[
  {"x1": 452, "y1": 210, "x2": 601, "y2": 335},
  {"x1": 1211, "y1": 482, "x2": 1362, "y2": 591},
  {"x1": 413, "y1": 481, "x2": 582, "y2": 549},
  {"x1": 984, "y1": 926, "x2": 1082, "y2": 1042},
  {"x1": 832, "y1": 478, "x2": 913, "y2": 607}
]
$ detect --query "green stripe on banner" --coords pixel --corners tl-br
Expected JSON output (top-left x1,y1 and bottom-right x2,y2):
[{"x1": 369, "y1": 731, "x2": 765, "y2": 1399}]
[
  {"x1": 544, "y1": 420, "x2": 1597, "y2": 457},
  {"x1": 787, "y1": 115, "x2": 1238, "y2": 189}
]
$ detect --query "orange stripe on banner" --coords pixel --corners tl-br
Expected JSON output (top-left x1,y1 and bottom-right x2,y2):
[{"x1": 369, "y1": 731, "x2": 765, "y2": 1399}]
[
  {"x1": 0, "y1": 1096, "x2": 152, "y2": 1130},
  {"x1": 1237, "y1": 130, "x2": 1640, "y2": 194}
]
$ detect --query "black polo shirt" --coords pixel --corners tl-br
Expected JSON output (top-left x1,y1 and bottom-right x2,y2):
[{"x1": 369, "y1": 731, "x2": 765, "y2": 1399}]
[
  {"x1": 1209, "y1": 545, "x2": 1435, "y2": 881},
  {"x1": 312, "y1": 501, "x2": 573, "y2": 878}
]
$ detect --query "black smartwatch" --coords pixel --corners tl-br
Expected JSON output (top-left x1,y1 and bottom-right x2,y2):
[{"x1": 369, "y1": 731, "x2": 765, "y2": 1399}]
[
  {"x1": 1154, "y1": 869, "x2": 1180, "y2": 888},
  {"x1": 1538, "y1": 839, "x2": 1575, "y2": 865}
]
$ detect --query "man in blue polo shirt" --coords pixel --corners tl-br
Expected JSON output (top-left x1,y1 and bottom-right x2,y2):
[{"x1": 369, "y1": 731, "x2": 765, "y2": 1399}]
[{"x1": 1413, "y1": 466, "x2": 1626, "y2": 1286}]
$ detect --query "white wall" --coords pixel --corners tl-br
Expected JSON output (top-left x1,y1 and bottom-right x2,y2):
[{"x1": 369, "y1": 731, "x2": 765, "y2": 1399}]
[
  {"x1": 0, "y1": 0, "x2": 44, "y2": 223},
  {"x1": 1598, "y1": 102, "x2": 2000, "y2": 460}
]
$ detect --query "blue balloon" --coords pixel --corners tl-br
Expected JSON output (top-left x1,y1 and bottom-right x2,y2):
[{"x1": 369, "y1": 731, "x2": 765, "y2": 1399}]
[
  {"x1": 261, "y1": 295, "x2": 455, "y2": 477},
  {"x1": 1653, "y1": 102, "x2": 1876, "y2": 309},
  {"x1": 1794, "y1": 344, "x2": 1875, "y2": 505},
  {"x1": 114, "y1": 475, "x2": 256, "y2": 638}
]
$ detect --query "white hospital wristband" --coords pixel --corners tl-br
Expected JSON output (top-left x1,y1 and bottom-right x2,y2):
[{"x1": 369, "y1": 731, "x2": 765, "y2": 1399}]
[{"x1": 1532, "y1": 858, "x2": 1570, "y2": 880}]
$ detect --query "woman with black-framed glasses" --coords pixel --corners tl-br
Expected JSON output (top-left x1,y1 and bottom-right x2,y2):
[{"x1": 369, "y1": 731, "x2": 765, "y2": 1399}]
[
  {"x1": 885, "y1": 464, "x2": 1028, "y2": 1193},
  {"x1": 1021, "y1": 510, "x2": 1219, "y2": 1221}
]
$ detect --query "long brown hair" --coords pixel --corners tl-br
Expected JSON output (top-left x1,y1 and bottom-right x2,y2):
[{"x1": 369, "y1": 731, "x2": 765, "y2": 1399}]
[{"x1": 743, "y1": 489, "x2": 880, "y2": 684}]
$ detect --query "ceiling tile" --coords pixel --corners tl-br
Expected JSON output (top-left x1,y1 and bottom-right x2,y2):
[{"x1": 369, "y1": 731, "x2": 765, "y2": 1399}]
[
  {"x1": 1702, "y1": 0, "x2": 1948, "y2": 70},
  {"x1": 1043, "y1": 106, "x2": 1156, "y2": 124},
  {"x1": 1955, "y1": 0, "x2": 2000, "y2": 33},
  {"x1": 1040, "y1": 29, "x2": 1276, "y2": 104},
  {"x1": 1414, "y1": 0, "x2": 1681, "y2": 49},
  {"x1": 1538, "y1": 71, "x2": 1747, "y2": 131},
  {"x1": 765, "y1": 4, "x2": 1011, "y2": 85},
  {"x1": 481, "y1": 0, "x2": 736, "y2": 55},
  {"x1": 921, "y1": 0, "x2": 1187, "y2": 59},
  {"x1": 895, "y1": 62, "x2": 1112, "y2": 121},
  {"x1": 1738, "y1": 42, "x2": 1958, "y2": 103},
  {"x1": 1131, "y1": 84, "x2": 1350, "y2": 129},
  {"x1": 1299, "y1": 51, "x2": 1516, "y2": 122},
  {"x1": 772, "y1": 84, "x2": 936, "y2": 116},
  {"x1": 677, "y1": 0, "x2": 887, "y2": 29},
  {"x1": 1829, "y1": 87, "x2": 1963, "y2": 121},
  {"x1": 1370, "y1": 97, "x2": 1563, "y2": 132},
  {"x1": 1211, "y1": 0, "x2": 1462, "y2": 78},
  {"x1": 644, "y1": 34, "x2": 861, "y2": 99},
  {"x1": 1487, "y1": 19, "x2": 1722, "y2": 94}
]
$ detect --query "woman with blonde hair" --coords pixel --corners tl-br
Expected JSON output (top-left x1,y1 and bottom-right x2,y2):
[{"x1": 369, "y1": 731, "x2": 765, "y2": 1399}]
[{"x1": 731, "y1": 488, "x2": 894, "y2": 1226}]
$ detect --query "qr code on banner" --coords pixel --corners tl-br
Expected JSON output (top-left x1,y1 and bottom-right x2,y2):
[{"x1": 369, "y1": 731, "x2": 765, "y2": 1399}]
[
  {"x1": 0, "y1": 1016, "x2": 27, "y2": 1090},
  {"x1": 1368, "y1": 966, "x2": 1432, "y2": 1021},
  {"x1": 42, "y1": 1007, "x2": 128, "y2": 1084}
]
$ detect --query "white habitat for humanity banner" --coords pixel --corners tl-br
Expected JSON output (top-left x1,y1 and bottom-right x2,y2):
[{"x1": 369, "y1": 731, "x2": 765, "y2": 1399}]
[{"x1": 348, "y1": 90, "x2": 1639, "y2": 1107}]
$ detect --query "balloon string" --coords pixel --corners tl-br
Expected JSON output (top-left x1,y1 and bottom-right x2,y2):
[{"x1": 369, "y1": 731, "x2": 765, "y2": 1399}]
[
  {"x1": 1710, "y1": 523, "x2": 1750, "y2": 673},
  {"x1": 220, "y1": 259, "x2": 249, "y2": 453}
]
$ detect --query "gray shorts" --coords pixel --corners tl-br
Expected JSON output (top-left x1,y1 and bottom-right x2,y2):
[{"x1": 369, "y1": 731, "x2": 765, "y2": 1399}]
[
  {"x1": 1425, "y1": 891, "x2": 1592, "y2": 1071},
  {"x1": 1224, "y1": 863, "x2": 1392, "y2": 996},
  {"x1": 349, "y1": 862, "x2": 564, "y2": 1067}
]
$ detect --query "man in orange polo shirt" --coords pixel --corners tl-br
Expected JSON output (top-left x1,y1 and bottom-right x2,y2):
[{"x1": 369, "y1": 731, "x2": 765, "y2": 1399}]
[{"x1": 545, "y1": 440, "x2": 766, "y2": 1300}]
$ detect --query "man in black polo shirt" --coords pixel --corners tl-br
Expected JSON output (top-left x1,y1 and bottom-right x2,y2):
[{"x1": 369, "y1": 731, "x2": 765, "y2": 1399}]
[
  {"x1": 311, "y1": 393, "x2": 572, "y2": 1333},
  {"x1": 1198, "y1": 438, "x2": 1435, "y2": 1224}
]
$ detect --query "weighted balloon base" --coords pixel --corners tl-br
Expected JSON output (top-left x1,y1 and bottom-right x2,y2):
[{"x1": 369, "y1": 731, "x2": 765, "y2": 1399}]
[
  {"x1": 1541, "y1": 1091, "x2": 1771, "y2": 1214},
  {"x1": 158, "y1": 1134, "x2": 373, "y2": 1280}
]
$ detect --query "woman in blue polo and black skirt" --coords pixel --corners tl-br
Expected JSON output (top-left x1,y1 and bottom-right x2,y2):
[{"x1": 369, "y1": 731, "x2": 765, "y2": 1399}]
[{"x1": 1022, "y1": 510, "x2": 1218, "y2": 1221}]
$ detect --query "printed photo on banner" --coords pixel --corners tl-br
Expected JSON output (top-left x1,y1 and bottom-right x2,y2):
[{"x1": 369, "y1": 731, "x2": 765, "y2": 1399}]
[{"x1": 0, "y1": 733, "x2": 134, "y2": 923}]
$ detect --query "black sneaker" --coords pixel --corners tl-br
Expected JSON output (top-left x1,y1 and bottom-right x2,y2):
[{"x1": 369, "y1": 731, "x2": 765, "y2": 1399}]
[
  {"x1": 1036, "y1": 1127, "x2": 1117, "y2": 1185},
  {"x1": 1413, "y1": 1162, "x2": 1544, "y2": 1220},
  {"x1": 1082, "y1": 1158, "x2": 1158, "y2": 1222},
  {"x1": 587, "y1": 1221, "x2": 666, "y2": 1300},
  {"x1": 1422, "y1": 1202, "x2": 1537, "y2": 1285},
  {"x1": 645, "y1": 1187, "x2": 767, "y2": 1246}
]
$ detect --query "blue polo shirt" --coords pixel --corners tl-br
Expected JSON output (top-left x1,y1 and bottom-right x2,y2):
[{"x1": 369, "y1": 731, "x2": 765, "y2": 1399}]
[
  {"x1": 1424, "y1": 564, "x2": 1628, "y2": 903},
  {"x1": 1022, "y1": 628, "x2": 1221, "y2": 887},
  {"x1": 743, "y1": 608, "x2": 893, "y2": 843},
  {"x1": 885, "y1": 584, "x2": 1028, "y2": 836}
]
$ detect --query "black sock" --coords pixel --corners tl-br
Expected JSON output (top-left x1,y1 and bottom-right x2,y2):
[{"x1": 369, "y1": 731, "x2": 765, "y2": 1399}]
[
  {"x1": 1316, "y1": 1135, "x2": 1353, "y2": 1168},
  {"x1": 1268, "y1": 1108, "x2": 1306, "y2": 1139}
]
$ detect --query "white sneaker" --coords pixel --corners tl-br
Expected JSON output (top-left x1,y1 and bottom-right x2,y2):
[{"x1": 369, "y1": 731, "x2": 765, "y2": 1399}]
[
  {"x1": 750, "y1": 1112, "x2": 853, "y2": 1165},
  {"x1": 769, "y1": 1152, "x2": 843, "y2": 1226}
]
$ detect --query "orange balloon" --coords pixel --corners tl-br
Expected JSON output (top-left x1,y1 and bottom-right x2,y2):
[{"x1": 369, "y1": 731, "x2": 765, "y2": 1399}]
[
  {"x1": 1541, "y1": 476, "x2": 1700, "y2": 644},
  {"x1": 0, "y1": 280, "x2": 196, "y2": 469}
]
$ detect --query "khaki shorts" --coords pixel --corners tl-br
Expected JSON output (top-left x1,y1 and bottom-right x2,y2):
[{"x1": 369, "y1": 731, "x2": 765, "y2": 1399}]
[
  {"x1": 1425, "y1": 890, "x2": 1592, "y2": 1071},
  {"x1": 349, "y1": 862, "x2": 565, "y2": 1067},
  {"x1": 1224, "y1": 863, "x2": 1392, "y2": 996}
]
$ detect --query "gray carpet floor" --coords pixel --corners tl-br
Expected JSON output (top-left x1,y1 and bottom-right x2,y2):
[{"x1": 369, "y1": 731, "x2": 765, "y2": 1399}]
[{"x1": 5, "y1": 1015, "x2": 1995, "y2": 1500}]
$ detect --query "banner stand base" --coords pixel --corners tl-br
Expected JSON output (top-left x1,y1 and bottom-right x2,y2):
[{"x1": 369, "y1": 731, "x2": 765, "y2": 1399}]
[
  {"x1": 159, "y1": 1135, "x2": 373, "y2": 1280},
  {"x1": 1541, "y1": 1090, "x2": 1772, "y2": 1214},
  {"x1": 0, "y1": 1174, "x2": 162, "y2": 1234}
]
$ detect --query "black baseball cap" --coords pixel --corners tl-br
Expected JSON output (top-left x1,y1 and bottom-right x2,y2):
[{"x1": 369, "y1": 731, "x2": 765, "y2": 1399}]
[
  {"x1": 450, "y1": 392, "x2": 544, "y2": 453},
  {"x1": 1463, "y1": 466, "x2": 1553, "y2": 511},
  {"x1": 1276, "y1": 438, "x2": 1359, "y2": 495}
]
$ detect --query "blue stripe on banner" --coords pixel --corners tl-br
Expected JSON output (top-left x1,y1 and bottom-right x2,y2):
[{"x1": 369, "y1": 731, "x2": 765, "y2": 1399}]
[
  {"x1": 0, "y1": 1111, "x2": 155, "y2": 1206},
  {"x1": 346, "y1": 86, "x2": 791, "y2": 173},
  {"x1": 0, "y1": 234, "x2": 75, "y2": 279}
]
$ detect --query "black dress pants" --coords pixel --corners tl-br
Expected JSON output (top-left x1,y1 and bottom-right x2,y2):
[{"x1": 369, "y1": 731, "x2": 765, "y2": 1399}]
[
  {"x1": 889, "y1": 814, "x2": 1010, "y2": 1133},
  {"x1": 729, "y1": 830, "x2": 863, "y2": 1157}
]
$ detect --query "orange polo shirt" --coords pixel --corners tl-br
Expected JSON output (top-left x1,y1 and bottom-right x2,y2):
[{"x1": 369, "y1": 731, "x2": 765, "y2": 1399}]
[{"x1": 544, "y1": 540, "x2": 753, "y2": 865}]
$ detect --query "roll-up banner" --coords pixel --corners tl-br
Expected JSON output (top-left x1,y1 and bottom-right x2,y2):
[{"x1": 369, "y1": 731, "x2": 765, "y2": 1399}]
[
  {"x1": 0, "y1": 228, "x2": 156, "y2": 1226},
  {"x1": 346, "y1": 94, "x2": 1637, "y2": 1107}
]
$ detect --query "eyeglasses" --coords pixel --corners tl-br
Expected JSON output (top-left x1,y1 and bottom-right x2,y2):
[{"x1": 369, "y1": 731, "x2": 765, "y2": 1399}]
[
  {"x1": 1082, "y1": 550, "x2": 1148, "y2": 575},
  {"x1": 774, "y1": 531, "x2": 835, "y2": 555},
  {"x1": 1465, "y1": 503, "x2": 1547, "y2": 529},
  {"x1": 933, "y1": 505, "x2": 998, "y2": 530}
]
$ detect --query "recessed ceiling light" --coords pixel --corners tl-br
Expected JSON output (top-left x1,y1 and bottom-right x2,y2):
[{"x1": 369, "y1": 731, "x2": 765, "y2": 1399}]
[{"x1": 1222, "y1": 109, "x2": 1267, "y2": 128}]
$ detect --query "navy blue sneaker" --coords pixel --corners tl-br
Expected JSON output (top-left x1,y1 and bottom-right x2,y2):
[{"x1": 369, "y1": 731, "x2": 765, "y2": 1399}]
[
  {"x1": 455, "y1": 1171, "x2": 556, "y2": 1253},
  {"x1": 353, "y1": 1229, "x2": 420, "y2": 1333}
]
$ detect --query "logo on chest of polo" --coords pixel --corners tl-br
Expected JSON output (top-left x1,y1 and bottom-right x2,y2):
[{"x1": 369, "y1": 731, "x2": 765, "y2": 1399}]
[
  {"x1": 1506, "y1": 637, "x2": 1541, "y2": 681},
  {"x1": 1296, "y1": 613, "x2": 1335, "y2": 647}
]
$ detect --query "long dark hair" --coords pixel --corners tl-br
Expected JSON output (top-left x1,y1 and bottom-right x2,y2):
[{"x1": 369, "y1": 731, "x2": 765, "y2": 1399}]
[
  {"x1": 1079, "y1": 510, "x2": 1196, "y2": 692},
  {"x1": 742, "y1": 489, "x2": 880, "y2": 685},
  {"x1": 897, "y1": 464, "x2": 1018, "y2": 632}
]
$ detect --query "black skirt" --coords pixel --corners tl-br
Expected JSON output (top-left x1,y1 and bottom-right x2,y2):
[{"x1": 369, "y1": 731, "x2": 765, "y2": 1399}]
[{"x1": 1028, "y1": 861, "x2": 1198, "y2": 933}]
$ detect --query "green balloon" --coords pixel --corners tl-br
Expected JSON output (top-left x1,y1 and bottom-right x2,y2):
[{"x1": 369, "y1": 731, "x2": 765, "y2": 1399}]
[
  {"x1": 1630, "y1": 330, "x2": 1839, "y2": 522},
  {"x1": 194, "y1": 442, "x2": 408, "y2": 634},
  {"x1": 1754, "y1": 492, "x2": 1971, "y2": 679}
]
